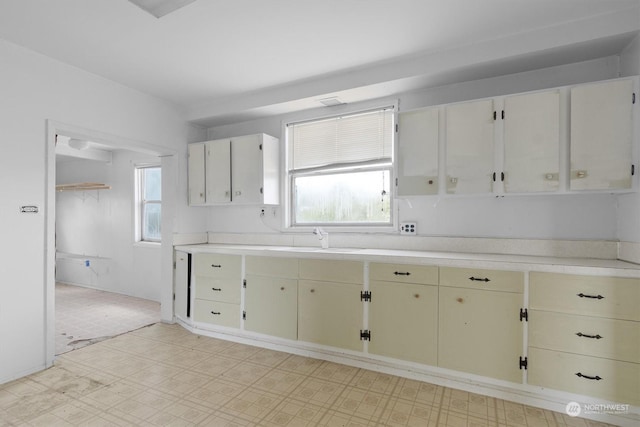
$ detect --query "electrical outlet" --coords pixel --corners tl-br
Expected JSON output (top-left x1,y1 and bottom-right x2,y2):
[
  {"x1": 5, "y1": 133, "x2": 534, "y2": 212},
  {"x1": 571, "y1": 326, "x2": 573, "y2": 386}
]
[{"x1": 400, "y1": 222, "x2": 417, "y2": 235}]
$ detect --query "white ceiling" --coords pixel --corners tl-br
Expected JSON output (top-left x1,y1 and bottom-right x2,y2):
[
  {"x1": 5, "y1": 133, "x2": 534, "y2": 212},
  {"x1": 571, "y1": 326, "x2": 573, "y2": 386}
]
[{"x1": 0, "y1": 0, "x2": 639, "y2": 127}]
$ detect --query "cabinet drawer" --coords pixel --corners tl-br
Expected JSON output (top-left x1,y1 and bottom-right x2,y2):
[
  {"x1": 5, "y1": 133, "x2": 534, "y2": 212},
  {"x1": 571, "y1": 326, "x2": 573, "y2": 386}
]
[
  {"x1": 529, "y1": 310, "x2": 640, "y2": 363},
  {"x1": 440, "y1": 267, "x2": 523, "y2": 293},
  {"x1": 299, "y1": 259, "x2": 363, "y2": 284},
  {"x1": 194, "y1": 276, "x2": 240, "y2": 304},
  {"x1": 246, "y1": 256, "x2": 298, "y2": 279},
  {"x1": 530, "y1": 272, "x2": 640, "y2": 321},
  {"x1": 528, "y1": 347, "x2": 640, "y2": 406},
  {"x1": 193, "y1": 253, "x2": 241, "y2": 279},
  {"x1": 370, "y1": 263, "x2": 438, "y2": 285},
  {"x1": 194, "y1": 299, "x2": 240, "y2": 328}
]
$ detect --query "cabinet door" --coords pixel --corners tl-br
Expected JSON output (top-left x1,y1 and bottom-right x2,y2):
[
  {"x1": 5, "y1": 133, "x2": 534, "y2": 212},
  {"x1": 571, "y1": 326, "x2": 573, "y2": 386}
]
[
  {"x1": 188, "y1": 143, "x2": 206, "y2": 205},
  {"x1": 570, "y1": 79, "x2": 634, "y2": 190},
  {"x1": 298, "y1": 280, "x2": 363, "y2": 351},
  {"x1": 205, "y1": 139, "x2": 231, "y2": 203},
  {"x1": 445, "y1": 99, "x2": 495, "y2": 194},
  {"x1": 174, "y1": 251, "x2": 189, "y2": 321},
  {"x1": 438, "y1": 286, "x2": 523, "y2": 382},
  {"x1": 503, "y1": 90, "x2": 560, "y2": 193},
  {"x1": 397, "y1": 108, "x2": 439, "y2": 195},
  {"x1": 369, "y1": 281, "x2": 437, "y2": 365},
  {"x1": 245, "y1": 275, "x2": 298, "y2": 340},
  {"x1": 231, "y1": 134, "x2": 263, "y2": 204}
]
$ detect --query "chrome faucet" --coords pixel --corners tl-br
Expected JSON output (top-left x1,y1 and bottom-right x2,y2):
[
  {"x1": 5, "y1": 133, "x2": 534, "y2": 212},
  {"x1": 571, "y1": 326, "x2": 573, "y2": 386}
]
[{"x1": 312, "y1": 227, "x2": 329, "y2": 249}]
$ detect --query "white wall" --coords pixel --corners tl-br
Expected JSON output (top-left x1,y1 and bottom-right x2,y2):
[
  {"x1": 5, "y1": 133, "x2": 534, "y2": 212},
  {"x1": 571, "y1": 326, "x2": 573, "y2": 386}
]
[
  {"x1": 56, "y1": 151, "x2": 163, "y2": 302},
  {"x1": 0, "y1": 39, "x2": 205, "y2": 384},
  {"x1": 618, "y1": 35, "x2": 640, "y2": 244},
  {"x1": 204, "y1": 56, "x2": 625, "y2": 241}
]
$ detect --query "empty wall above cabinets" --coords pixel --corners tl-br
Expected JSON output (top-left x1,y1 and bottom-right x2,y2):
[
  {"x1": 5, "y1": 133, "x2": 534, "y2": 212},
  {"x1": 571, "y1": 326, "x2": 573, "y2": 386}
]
[
  {"x1": 188, "y1": 133, "x2": 279, "y2": 206},
  {"x1": 397, "y1": 77, "x2": 637, "y2": 197}
]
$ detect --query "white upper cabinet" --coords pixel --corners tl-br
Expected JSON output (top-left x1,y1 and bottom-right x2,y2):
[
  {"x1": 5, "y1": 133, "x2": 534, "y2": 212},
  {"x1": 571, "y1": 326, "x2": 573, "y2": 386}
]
[
  {"x1": 188, "y1": 143, "x2": 206, "y2": 205},
  {"x1": 397, "y1": 107, "x2": 439, "y2": 195},
  {"x1": 445, "y1": 99, "x2": 495, "y2": 194},
  {"x1": 188, "y1": 133, "x2": 280, "y2": 206},
  {"x1": 205, "y1": 139, "x2": 231, "y2": 203},
  {"x1": 503, "y1": 90, "x2": 560, "y2": 193},
  {"x1": 570, "y1": 79, "x2": 634, "y2": 191}
]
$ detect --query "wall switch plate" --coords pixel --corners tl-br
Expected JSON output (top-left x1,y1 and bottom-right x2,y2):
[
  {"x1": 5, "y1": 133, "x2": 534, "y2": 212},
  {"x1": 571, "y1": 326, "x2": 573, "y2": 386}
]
[{"x1": 400, "y1": 222, "x2": 417, "y2": 235}]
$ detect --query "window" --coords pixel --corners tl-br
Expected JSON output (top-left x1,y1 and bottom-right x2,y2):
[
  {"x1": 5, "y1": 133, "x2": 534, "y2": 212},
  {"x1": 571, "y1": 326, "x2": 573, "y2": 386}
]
[
  {"x1": 287, "y1": 107, "x2": 394, "y2": 226},
  {"x1": 136, "y1": 165, "x2": 161, "y2": 242}
]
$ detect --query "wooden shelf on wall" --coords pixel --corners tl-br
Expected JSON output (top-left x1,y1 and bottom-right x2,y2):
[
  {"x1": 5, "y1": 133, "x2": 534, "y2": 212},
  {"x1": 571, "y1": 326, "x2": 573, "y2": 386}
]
[{"x1": 56, "y1": 182, "x2": 111, "y2": 192}]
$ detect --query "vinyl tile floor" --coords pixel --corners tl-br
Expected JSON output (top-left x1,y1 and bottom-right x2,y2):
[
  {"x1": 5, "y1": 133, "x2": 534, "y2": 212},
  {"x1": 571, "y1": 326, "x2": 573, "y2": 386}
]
[
  {"x1": 0, "y1": 323, "x2": 618, "y2": 427},
  {"x1": 55, "y1": 282, "x2": 161, "y2": 355}
]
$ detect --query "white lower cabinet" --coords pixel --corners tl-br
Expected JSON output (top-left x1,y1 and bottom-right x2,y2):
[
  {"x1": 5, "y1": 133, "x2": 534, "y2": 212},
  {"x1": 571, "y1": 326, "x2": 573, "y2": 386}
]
[
  {"x1": 368, "y1": 262, "x2": 438, "y2": 365},
  {"x1": 438, "y1": 267, "x2": 524, "y2": 383},
  {"x1": 192, "y1": 253, "x2": 242, "y2": 328},
  {"x1": 528, "y1": 272, "x2": 640, "y2": 406},
  {"x1": 244, "y1": 256, "x2": 299, "y2": 340}
]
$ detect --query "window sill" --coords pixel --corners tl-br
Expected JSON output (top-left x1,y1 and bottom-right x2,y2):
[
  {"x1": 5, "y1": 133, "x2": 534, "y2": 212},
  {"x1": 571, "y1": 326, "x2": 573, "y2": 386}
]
[{"x1": 134, "y1": 241, "x2": 161, "y2": 248}]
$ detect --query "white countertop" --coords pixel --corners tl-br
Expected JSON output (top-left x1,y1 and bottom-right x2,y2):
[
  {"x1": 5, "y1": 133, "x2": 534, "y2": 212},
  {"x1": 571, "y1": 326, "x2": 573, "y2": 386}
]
[{"x1": 174, "y1": 244, "x2": 640, "y2": 278}]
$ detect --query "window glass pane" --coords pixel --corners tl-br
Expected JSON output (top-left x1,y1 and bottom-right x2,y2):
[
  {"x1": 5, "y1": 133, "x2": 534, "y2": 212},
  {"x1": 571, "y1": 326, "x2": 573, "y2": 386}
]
[
  {"x1": 294, "y1": 170, "x2": 391, "y2": 224},
  {"x1": 142, "y1": 202, "x2": 161, "y2": 241},
  {"x1": 143, "y1": 167, "x2": 161, "y2": 200}
]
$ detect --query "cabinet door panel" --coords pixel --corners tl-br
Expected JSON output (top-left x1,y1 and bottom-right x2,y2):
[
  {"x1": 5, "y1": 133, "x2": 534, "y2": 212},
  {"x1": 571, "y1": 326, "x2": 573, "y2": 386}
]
[
  {"x1": 174, "y1": 251, "x2": 188, "y2": 321},
  {"x1": 369, "y1": 281, "x2": 437, "y2": 365},
  {"x1": 438, "y1": 286, "x2": 523, "y2": 382},
  {"x1": 298, "y1": 280, "x2": 362, "y2": 351},
  {"x1": 503, "y1": 90, "x2": 560, "y2": 193},
  {"x1": 245, "y1": 275, "x2": 297, "y2": 340},
  {"x1": 188, "y1": 143, "x2": 206, "y2": 205},
  {"x1": 205, "y1": 139, "x2": 231, "y2": 203},
  {"x1": 397, "y1": 108, "x2": 439, "y2": 195},
  {"x1": 570, "y1": 79, "x2": 633, "y2": 190},
  {"x1": 446, "y1": 99, "x2": 495, "y2": 194},
  {"x1": 231, "y1": 134, "x2": 263, "y2": 204}
]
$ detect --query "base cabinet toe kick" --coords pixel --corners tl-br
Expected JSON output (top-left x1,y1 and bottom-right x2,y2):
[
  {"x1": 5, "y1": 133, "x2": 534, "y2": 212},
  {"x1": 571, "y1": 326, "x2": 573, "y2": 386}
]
[{"x1": 173, "y1": 249, "x2": 640, "y2": 425}]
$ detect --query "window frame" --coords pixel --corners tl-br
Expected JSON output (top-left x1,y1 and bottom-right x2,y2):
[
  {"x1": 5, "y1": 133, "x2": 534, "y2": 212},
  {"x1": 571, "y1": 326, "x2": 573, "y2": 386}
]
[
  {"x1": 284, "y1": 103, "x2": 397, "y2": 230},
  {"x1": 135, "y1": 164, "x2": 162, "y2": 243}
]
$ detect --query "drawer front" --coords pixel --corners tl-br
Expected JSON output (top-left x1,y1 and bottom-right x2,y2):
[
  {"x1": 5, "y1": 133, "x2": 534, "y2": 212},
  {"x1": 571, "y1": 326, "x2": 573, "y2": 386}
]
[
  {"x1": 246, "y1": 256, "x2": 298, "y2": 279},
  {"x1": 529, "y1": 310, "x2": 640, "y2": 363},
  {"x1": 299, "y1": 259, "x2": 363, "y2": 284},
  {"x1": 195, "y1": 276, "x2": 241, "y2": 304},
  {"x1": 440, "y1": 267, "x2": 523, "y2": 293},
  {"x1": 528, "y1": 347, "x2": 640, "y2": 406},
  {"x1": 194, "y1": 299, "x2": 240, "y2": 328},
  {"x1": 193, "y1": 253, "x2": 241, "y2": 279},
  {"x1": 530, "y1": 272, "x2": 640, "y2": 321},
  {"x1": 370, "y1": 263, "x2": 438, "y2": 285}
]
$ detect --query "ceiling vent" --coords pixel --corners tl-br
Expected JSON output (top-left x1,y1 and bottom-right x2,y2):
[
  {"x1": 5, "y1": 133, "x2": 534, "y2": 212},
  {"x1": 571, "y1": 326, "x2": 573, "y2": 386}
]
[
  {"x1": 318, "y1": 97, "x2": 345, "y2": 107},
  {"x1": 129, "y1": 0, "x2": 197, "y2": 18}
]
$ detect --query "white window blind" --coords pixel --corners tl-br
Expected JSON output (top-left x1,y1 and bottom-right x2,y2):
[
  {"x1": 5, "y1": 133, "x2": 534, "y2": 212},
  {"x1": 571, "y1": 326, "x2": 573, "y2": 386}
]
[{"x1": 288, "y1": 107, "x2": 394, "y2": 170}]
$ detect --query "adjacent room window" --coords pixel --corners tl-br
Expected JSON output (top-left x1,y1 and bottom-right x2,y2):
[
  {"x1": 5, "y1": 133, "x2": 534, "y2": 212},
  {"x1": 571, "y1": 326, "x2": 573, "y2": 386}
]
[
  {"x1": 287, "y1": 107, "x2": 394, "y2": 226},
  {"x1": 136, "y1": 165, "x2": 161, "y2": 242}
]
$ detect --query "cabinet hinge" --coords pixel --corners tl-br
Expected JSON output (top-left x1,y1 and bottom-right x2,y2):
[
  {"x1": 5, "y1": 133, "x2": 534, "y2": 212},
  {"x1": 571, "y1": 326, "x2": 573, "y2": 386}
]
[
  {"x1": 360, "y1": 291, "x2": 372, "y2": 302},
  {"x1": 173, "y1": 261, "x2": 176, "y2": 269},
  {"x1": 395, "y1": 177, "x2": 398, "y2": 187},
  {"x1": 242, "y1": 311, "x2": 246, "y2": 320},
  {"x1": 493, "y1": 111, "x2": 497, "y2": 121},
  {"x1": 519, "y1": 356, "x2": 528, "y2": 370},
  {"x1": 501, "y1": 110, "x2": 505, "y2": 120},
  {"x1": 395, "y1": 123, "x2": 398, "y2": 132},
  {"x1": 519, "y1": 308, "x2": 528, "y2": 322},
  {"x1": 633, "y1": 92, "x2": 636, "y2": 104},
  {"x1": 360, "y1": 330, "x2": 371, "y2": 341},
  {"x1": 243, "y1": 279, "x2": 247, "y2": 288},
  {"x1": 173, "y1": 293, "x2": 175, "y2": 301},
  {"x1": 501, "y1": 172, "x2": 505, "y2": 182},
  {"x1": 260, "y1": 187, "x2": 263, "y2": 194},
  {"x1": 632, "y1": 164, "x2": 635, "y2": 176}
]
